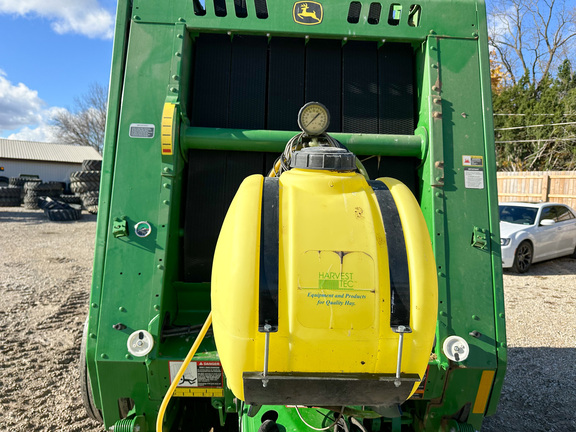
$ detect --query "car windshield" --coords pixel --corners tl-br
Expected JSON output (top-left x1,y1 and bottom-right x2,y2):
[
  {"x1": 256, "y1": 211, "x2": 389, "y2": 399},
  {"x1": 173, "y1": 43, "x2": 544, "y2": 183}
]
[{"x1": 499, "y1": 205, "x2": 539, "y2": 225}]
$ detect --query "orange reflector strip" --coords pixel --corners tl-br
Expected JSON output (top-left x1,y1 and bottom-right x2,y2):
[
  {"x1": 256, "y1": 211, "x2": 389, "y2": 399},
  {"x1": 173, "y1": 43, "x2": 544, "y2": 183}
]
[
  {"x1": 161, "y1": 103, "x2": 175, "y2": 156},
  {"x1": 472, "y1": 370, "x2": 496, "y2": 414}
]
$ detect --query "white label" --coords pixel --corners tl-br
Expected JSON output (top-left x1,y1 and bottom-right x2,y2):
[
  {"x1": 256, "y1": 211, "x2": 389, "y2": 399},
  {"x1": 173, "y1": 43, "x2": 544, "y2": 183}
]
[
  {"x1": 464, "y1": 167, "x2": 484, "y2": 189},
  {"x1": 129, "y1": 123, "x2": 155, "y2": 138},
  {"x1": 169, "y1": 361, "x2": 223, "y2": 388}
]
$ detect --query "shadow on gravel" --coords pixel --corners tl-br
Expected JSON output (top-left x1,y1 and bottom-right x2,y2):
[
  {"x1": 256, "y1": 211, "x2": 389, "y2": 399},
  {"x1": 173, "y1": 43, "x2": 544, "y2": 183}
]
[
  {"x1": 483, "y1": 347, "x2": 576, "y2": 432},
  {"x1": 503, "y1": 257, "x2": 576, "y2": 276},
  {"x1": 0, "y1": 208, "x2": 97, "y2": 224}
]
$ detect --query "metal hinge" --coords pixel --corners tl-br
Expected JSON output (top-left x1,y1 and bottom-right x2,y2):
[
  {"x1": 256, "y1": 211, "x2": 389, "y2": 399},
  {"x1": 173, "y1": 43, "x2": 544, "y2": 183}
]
[{"x1": 471, "y1": 226, "x2": 489, "y2": 251}]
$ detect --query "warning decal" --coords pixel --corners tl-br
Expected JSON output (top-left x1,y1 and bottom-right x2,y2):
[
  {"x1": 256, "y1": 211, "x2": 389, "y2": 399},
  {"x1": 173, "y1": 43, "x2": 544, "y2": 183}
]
[
  {"x1": 462, "y1": 155, "x2": 485, "y2": 189},
  {"x1": 169, "y1": 361, "x2": 224, "y2": 397},
  {"x1": 462, "y1": 155, "x2": 484, "y2": 167}
]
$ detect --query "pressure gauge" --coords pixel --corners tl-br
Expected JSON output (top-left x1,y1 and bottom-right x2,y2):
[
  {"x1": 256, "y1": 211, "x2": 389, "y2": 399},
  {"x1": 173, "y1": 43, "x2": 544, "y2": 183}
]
[{"x1": 297, "y1": 102, "x2": 330, "y2": 136}]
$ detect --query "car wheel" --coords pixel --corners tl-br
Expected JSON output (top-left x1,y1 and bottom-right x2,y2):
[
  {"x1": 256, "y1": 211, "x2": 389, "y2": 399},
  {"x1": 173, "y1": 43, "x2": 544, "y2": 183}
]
[{"x1": 512, "y1": 241, "x2": 533, "y2": 273}]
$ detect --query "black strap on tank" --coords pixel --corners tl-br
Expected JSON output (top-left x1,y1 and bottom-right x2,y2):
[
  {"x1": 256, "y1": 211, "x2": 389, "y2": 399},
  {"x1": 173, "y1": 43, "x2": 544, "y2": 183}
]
[
  {"x1": 369, "y1": 180, "x2": 411, "y2": 332},
  {"x1": 259, "y1": 177, "x2": 279, "y2": 332}
]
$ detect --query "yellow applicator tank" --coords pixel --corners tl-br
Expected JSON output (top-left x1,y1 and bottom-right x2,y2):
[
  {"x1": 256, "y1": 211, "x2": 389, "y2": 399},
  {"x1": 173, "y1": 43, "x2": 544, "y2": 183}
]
[{"x1": 211, "y1": 147, "x2": 437, "y2": 407}]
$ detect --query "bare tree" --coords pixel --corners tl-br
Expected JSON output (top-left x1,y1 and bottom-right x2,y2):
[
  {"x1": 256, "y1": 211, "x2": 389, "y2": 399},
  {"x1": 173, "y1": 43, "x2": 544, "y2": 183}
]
[
  {"x1": 52, "y1": 83, "x2": 107, "y2": 154},
  {"x1": 488, "y1": 0, "x2": 576, "y2": 87}
]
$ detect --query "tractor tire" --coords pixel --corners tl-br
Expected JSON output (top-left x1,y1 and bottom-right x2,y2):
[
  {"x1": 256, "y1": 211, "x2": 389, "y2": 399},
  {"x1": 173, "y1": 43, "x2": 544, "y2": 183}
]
[
  {"x1": 511, "y1": 241, "x2": 533, "y2": 273},
  {"x1": 59, "y1": 194, "x2": 82, "y2": 204},
  {"x1": 80, "y1": 318, "x2": 103, "y2": 423},
  {"x1": 23, "y1": 197, "x2": 40, "y2": 209},
  {"x1": 27, "y1": 181, "x2": 62, "y2": 192},
  {"x1": 81, "y1": 190, "x2": 99, "y2": 198},
  {"x1": 45, "y1": 208, "x2": 82, "y2": 221},
  {"x1": 9, "y1": 177, "x2": 27, "y2": 187},
  {"x1": 0, "y1": 186, "x2": 21, "y2": 198},
  {"x1": 70, "y1": 170, "x2": 101, "y2": 182},
  {"x1": 22, "y1": 179, "x2": 42, "y2": 192},
  {"x1": 82, "y1": 196, "x2": 99, "y2": 206},
  {"x1": 85, "y1": 205, "x2": 98, "y2": 215},
  {"x1": 0, "y1": 198, "x2": 21, "y2": 207},
  {"x1": 71, "y1": 181, "x2": 100, "y2": 194},
  {"x1": 82, "y1": 159, "x2": 102, "y2": 171}
]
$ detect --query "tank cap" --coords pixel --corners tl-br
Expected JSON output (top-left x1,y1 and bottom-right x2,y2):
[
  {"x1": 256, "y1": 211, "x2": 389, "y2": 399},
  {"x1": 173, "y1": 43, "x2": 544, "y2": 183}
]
[
  {"x1": 442, "y1": 335, "x2": 469, "y2": 362},
  {"x1": 127, "y1": 330, "x2": 154, "y2": 357},
  {"x1": 291, "y1": 147, "x2": 356, "y2": 172}
]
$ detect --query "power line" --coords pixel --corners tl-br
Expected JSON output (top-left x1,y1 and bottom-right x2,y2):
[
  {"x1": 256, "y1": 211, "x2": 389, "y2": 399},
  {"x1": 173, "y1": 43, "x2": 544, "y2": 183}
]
[
  {"x1": 496, "y1": 137, "x2": 576, "y2": 143},
  {"x1": 495, "y1": 121, "x2": 576, "y2": 131},
  {"x1": 494, "y1": 113, "x2": 576, "y2": 116}
]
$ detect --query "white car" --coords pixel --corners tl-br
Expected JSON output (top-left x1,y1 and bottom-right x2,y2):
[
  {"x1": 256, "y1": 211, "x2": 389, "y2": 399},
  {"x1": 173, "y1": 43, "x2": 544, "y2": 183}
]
[{"x1": 499, "y1": 202, "x2": 576, "y2": 272}]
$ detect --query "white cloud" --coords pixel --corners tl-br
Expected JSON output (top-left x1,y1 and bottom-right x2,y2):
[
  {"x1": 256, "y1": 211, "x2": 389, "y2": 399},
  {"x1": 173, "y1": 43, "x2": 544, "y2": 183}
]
[
  {"x1": 0, "y1": 71, "x2": 45, "y2": 131},
  {"x1": 6, "y1": 123, "x2": 59, "y2": 142},
  {"x1": 0, "y1": 73, "x2": 66, "y2": 143},
  {"x1": 0, "y1": 0, "x2": 114, "y2": 39}
]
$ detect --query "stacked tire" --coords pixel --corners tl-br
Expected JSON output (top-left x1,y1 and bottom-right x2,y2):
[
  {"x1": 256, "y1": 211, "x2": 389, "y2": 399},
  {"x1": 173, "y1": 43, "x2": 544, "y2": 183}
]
[
  {"x1": 38, "y1": 197, "x2": 82, "y2": 221},
  {"x1": 23, "y1": 182, "x2": 63, "y2": 209},
  {"x1": 70, "y1": 159, "x2": 101, "y2": 214},
  {"x1": 0, "y1": 186, "x2": 22, "y2": 207}
]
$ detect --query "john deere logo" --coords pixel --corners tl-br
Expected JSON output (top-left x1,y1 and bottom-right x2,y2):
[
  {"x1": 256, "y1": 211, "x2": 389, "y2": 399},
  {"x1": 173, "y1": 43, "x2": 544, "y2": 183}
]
[{"x1": 293, "y1": 1, "x2": 323, "y2": 25}]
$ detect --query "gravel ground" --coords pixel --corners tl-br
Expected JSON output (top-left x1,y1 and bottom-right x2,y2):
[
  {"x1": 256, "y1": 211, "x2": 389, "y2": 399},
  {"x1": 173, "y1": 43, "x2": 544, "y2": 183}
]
[{"x1": 0, "y1": 207, "x2": 575, "y2": 431}]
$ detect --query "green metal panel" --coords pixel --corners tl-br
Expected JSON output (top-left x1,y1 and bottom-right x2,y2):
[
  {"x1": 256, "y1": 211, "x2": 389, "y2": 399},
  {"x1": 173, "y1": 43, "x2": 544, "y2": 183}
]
[{"x1": 84, "y1": 0, "x2": 506, "y2": 430}]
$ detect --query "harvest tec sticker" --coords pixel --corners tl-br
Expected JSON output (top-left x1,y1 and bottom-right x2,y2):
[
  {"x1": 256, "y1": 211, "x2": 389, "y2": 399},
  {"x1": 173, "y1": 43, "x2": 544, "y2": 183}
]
[{"x1": 462, "y1": 155, "x2": 484, "y2": 189}]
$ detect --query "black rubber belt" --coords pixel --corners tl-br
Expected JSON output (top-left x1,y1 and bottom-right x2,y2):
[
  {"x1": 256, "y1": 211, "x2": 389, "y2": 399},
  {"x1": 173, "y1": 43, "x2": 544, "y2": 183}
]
[
  {"x1": 369, "y1": 180, "x2": 411, "y2": 331},
  {"x1": 259, "y1": 177, "x2": 279, "y2": 332}
]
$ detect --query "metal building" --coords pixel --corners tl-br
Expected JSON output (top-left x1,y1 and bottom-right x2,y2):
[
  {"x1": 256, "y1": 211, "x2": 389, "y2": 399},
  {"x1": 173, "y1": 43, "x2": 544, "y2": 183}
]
[{"x1": 0, "y1": 139, "x2": 102, "y2": 183}]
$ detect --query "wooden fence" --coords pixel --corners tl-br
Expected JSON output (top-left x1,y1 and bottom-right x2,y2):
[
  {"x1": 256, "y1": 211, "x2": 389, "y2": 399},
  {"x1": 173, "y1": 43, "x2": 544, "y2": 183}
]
[{"x1": 497, "y1": 171, "x2": 576, "y2": 208}]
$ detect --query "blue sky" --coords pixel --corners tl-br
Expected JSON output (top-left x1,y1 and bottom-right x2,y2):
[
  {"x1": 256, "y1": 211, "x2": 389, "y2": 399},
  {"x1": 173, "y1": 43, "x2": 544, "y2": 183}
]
[{"x1": 0, "y1": 0, "x2": 116, "y2": 141}]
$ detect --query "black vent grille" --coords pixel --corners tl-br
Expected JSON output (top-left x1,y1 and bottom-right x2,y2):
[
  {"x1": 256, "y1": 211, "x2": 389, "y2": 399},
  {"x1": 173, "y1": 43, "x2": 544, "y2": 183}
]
[{"x1": 189, "y1": 35, "x2": 415, "y2": 135}]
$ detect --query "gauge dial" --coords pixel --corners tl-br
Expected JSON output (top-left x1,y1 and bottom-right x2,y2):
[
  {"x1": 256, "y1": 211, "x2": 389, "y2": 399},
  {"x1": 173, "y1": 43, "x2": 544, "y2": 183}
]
[{"x1": 297, "y1": 102, "x2": 330, "y2": 136}]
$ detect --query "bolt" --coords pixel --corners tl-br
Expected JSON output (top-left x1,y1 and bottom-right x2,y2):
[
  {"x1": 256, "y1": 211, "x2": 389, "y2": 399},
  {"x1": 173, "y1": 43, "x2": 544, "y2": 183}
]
[
  {"x1": 178, "y1": 17, "x2": 186, "y2": 22},
  {"x1": 154, "y1": 304, "x2": 160, "y2": 311},
  {"x1": 163, "y1": 200, "x2": 169, "y2": 205},
  {"x1": 119, "y1": 306, "x2": 126, "y2": 312},
  {"x1": 157, "y1": 264, "x2": 164, "y2": 270},
  {"x1": 113, "y1": 323, "x2": 127, "y2": 331},
  {"x1": 264, "y1": 324, "x2": 272, "y2": 332},
  {"x1": 91, "y1": 303, "x2": 98, "y2": 308}
]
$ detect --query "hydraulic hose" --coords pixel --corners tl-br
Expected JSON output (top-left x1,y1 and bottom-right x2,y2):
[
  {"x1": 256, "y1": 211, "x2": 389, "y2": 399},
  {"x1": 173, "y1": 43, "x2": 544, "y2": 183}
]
[{"x1": 156, "y1": 312, "x2": 213, "y2": 432}]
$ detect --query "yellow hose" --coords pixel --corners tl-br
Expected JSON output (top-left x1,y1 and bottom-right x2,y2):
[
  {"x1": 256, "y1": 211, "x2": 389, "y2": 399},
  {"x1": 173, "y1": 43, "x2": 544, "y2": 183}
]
[{"x1": 156, "y1": 312, "x2": 213, "y2": 432}]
